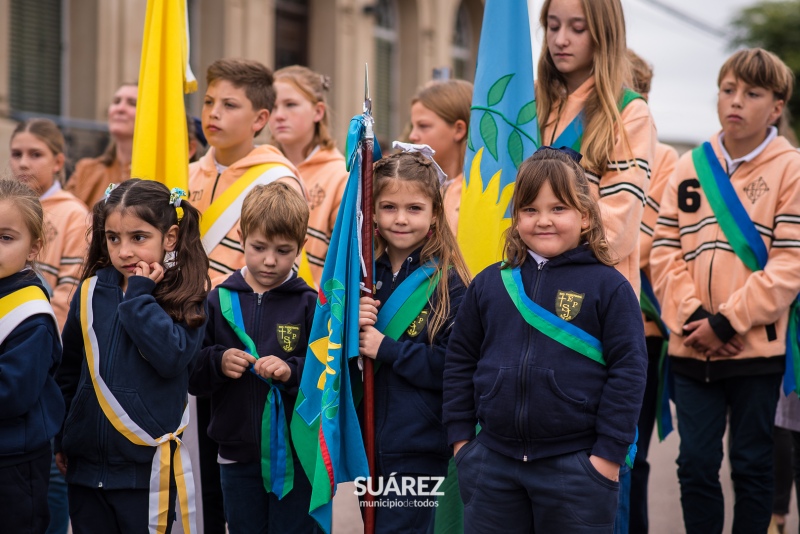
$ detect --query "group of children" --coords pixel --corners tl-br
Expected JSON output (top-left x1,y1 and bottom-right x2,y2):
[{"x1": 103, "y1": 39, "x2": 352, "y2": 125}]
[{"x1": 2, "y1": 0, "x2": 800, "y2": 533}]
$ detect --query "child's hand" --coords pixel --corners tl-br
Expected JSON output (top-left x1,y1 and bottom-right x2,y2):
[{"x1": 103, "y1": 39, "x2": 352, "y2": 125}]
[
  {"x1": 453, "y1": 440, "x2": 469, "y2": 457},
  {"x1": 135, "y1": 261, "x2": 165, "y2": 284},
  {"x1": 221, "y1": 348, "x2": 257, "y2": 379},
  {"x1": 254, "y1": 356, "x2": 291, "y2": 382},
  {"x1": 55, "y1": 452, "x2": 68, "y2": 475},
  {"x1": 359, "y1": 296, "x2": 380, "y2": 328},
  {"x1": 589, "y1": 455, "x2": 620, "y2": 482},
  {"x1": 359, "y1": 325, "x2": 385, "y2": 359},
  {"x1": 709, "y1": 334, "x2": 745, "y2": 358},
  {"x1": 683, "y1": 318, "x2": 725, "y2": 354}
]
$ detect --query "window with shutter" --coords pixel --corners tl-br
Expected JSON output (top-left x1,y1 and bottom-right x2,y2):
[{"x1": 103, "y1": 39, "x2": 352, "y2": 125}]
[
  {"x1": 452, "y1": 2, "x2": 473, "y2": 82},
  {"x1": 10, "y1": 0, "x2": 62, "y2": 115},
  {"x1": 275, "y1": 0, "x2": 309, "y2": 70},
  {"x1": 373, "y1": 0, "x2": 397, "y2": 145}
]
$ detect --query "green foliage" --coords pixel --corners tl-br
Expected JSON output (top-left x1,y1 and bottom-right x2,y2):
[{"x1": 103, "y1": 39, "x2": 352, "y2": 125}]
[{"x1": 730, "y1": 0, "x2": 800, "y2": 138}]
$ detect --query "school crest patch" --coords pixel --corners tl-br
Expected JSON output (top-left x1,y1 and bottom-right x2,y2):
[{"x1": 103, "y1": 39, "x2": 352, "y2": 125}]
[
  {"x1": 744, "y1": 177, "x2": 769, "y2": 204},
  {"x1": 277, "y1": 324, "x2": 301, "y2": 352},
  {"x1": 406, "y1": 310, "x2": 430, "y2": 337},
  {"x1": 556, "y1": 291, "x2": 584, "y2": 321}
]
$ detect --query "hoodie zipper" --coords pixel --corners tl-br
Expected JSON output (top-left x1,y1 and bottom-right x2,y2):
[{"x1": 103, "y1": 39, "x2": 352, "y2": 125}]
[
  {"x1": 518, "y1": 261, "x2": 545, "y2": 462},
  {"x1": 252, "y1": 291, "x2": 266, "y2": 446}
]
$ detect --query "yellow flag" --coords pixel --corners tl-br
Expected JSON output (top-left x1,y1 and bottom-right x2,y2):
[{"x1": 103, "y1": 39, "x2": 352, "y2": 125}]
[
  {"x1": 131, "y1": 0, "x2": 197, "y2": 192},
  {"x1": 297, "y1": 250, "x2": 317, "y2": 289}
]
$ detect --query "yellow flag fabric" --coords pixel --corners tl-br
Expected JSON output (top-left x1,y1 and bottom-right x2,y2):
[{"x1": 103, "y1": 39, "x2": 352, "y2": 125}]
[{"x1": 131, "y1": 0, "x2": 197, "y2": 192}]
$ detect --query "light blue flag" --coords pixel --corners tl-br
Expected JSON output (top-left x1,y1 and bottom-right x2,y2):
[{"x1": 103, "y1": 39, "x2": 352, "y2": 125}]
[
  {"x1": 458, "y1": 0, "x2": 540, "y2": 275},
  {"x1": 290, "y1": 115, "x2": 376, "y2": 532}
]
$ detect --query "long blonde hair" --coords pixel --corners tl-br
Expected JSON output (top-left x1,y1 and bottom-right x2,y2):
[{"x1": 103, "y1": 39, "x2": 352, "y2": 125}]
[
  {"x1": 373, "y1": 152, "x2": 471, "y2": 343},
  {"x1": 537, "y1": 0, "x2": 631, "y2": 173}
]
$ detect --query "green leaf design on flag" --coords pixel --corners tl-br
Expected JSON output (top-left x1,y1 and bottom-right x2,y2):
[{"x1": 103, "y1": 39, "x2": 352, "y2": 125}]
[
  {"x1": 467, "y1": 132, "x2": 475, "y2": 152},
  {"x1": 508, "y1": 130, "x2": 523, "y2": 169},
  {"x1": 516, "y1": 100, "x2": 537, "y2": 125},
  {"x1": 480, "y1": 112, "x2": 499, "y2": 161},
  {"x1": 487, "y1": 74, "x2": 514, "y2": 106}
]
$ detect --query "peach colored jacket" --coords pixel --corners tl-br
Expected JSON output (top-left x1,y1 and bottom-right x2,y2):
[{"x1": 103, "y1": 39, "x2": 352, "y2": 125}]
[
  {"x1": 189, "y1": 145, "x2": 300, "y2": 287},
  {"x1": 540, "y1": 78, "x2": 657, "y2": 297},
  {"x1": 66, "y1": 156, "x2": 130, "y2": 208},
  {"x1": 297, "y1": 147, "x2": 348, "y2": 287},
  {"x1": 39, "y1": 187, "x2": 90, "y2": 330},
  {"x1": 639, "y1": 142, "x2": 680, "y2": 337},
  {"x1": 651, "y1": 134, "x2": 800, "y2": 360}
]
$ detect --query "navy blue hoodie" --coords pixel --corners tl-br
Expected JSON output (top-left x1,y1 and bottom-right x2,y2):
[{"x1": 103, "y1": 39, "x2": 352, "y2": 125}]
[
  {"x1": 57, "y1": 267, "x2": 206, "y2": 489},
  {"x1": 367, "y1": 249, "x2": 467, "y2": 477},
  {"x1": 0, "y1": 271, "x2": 64, "y2": 467},
  {"x1": 443, "y1": 246, "x2": 647, "y2": 465},
  {"x1": 189, "y1": 270, "x2": 316, "y2": 463}
]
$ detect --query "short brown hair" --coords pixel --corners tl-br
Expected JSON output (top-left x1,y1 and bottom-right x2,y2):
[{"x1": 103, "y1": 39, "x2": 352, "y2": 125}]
[
  {"x1": 240, "y1": 182, "x2": 309, "y2": 248},
  {"x1": 627, "y1": 49, "x2": 653, "y2": 97},
  {"x1": 718, "y1": 48, "x2": 794, "y2": 102},
  {"x1": 207, "y1": 58, "x2": 276, "y2": 112}
]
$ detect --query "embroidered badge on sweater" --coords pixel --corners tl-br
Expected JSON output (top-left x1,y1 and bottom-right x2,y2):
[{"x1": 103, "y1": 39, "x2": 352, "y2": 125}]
[
  {"x1": 556, "y1": 291, "x2": 584, "y2": 321},
  {"x1": 744, "y1": 177, "x2": 769, "y2": 204},
  {"x1": 406, "y1": 309, "x2": 429, "y2": 337},
  {"x1": 277, "y1": 324, "x2": 301, "y2": 352}
]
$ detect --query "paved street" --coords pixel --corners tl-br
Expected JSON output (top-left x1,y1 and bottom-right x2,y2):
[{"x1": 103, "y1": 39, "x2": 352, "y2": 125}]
[{"x1": 332, "y1": 409, "x2": 800, "y2": 533}]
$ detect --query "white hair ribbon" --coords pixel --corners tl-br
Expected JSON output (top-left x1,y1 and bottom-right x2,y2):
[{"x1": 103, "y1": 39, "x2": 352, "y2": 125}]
[{"x1": 391, "y1": 141, "x2": 448, "y2": 186}]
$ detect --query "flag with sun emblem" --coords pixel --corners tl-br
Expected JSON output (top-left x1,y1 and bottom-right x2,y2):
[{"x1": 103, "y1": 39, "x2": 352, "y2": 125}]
[
  {"x1": 290, "y1": 115, "x2": 373, "y2": 532},
  {"x1": 458, "y1": 0, "x2": 540, "y2": 274}
]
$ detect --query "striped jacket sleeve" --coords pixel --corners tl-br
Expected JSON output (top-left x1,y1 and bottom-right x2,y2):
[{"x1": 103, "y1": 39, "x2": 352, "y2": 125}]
[
  {"x1": 649, "y1": 160, "x2": 704, "y2": 334},
  {"x1": 640, "y1": 143, "x2": 679, "y2": 272},
  {"x1": 591, "y1": 99, "x2": 656, "y2": 262}
]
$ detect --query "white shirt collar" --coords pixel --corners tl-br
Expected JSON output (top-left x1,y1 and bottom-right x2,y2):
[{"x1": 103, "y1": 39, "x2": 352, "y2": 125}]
[
  {"x1": 214, "y1": 158, "x2": 229, "y2": 175},
  {"x1": 527, "y1": 249, "x2": 549, "y2": 267},
  {"x1": 718, "y1": 126, "x2": 777, "y2": 174},
  {"x1": 39, "y1": 181, "x2": 61, "y2": 201}
]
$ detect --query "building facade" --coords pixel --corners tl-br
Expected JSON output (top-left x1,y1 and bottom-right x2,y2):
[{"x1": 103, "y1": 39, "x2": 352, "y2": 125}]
[{"x1": 0, "y1": 0, "x2": 483, "y2": 171}]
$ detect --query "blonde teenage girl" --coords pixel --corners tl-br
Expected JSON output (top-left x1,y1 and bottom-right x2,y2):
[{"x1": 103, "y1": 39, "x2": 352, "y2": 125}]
[
  {"x1": 10, "y1": 119, "x2": 90, "y2": 329},
  {"x1": 537, "y1": 0, "x2": 657, "y2": 296},
  {"x1": 269, "y1": 66, "x2": 348, "y2": 287}
]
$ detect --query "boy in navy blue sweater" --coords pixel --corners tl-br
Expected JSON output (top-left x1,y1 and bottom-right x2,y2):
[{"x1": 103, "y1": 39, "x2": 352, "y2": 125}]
[
  {"x1": 443, "y1": 148, "x2": 647, "y2": 533},
  {"x1": 189, "y1": 182, "x2": 320, "y2": 533}
]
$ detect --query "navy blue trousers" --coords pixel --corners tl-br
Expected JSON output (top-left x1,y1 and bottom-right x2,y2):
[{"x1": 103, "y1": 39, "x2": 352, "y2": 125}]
[
  {"x1": 0, "y1": 447, "x2": 51, "y2": 534},
  {"x1": 457, "y1": 440, "x2": 619, "y2": 533},
  {"x1": 673, "y1": 371, "x2": 781, "y2": 534}
]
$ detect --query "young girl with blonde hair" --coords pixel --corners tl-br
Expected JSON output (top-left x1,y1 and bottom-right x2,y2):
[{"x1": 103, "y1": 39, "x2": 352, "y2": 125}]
[
  {"x1": 408, "y1": 79, "x2": 473, "y2": 233},
  {"x1": 537, "y1": 0, "x2": 656, "y2": 296},
  {"x1": 269, "y1": 65, "x2": 348, "y2": 286},
  {"x1": 10, "y1": 119, "x2": 90, "y2": 330}
]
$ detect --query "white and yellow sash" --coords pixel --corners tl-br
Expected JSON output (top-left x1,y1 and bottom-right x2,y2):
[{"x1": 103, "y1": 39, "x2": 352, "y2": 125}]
[
  {"x1": 0, "y1": 285, "x2": 57, "y2": 344},
  {"x1": 80, "y1": 277, "x2": 196, "y2": 534},
  {"x1": 200, "y1": 164, "x2": 298, "y2": 254}
]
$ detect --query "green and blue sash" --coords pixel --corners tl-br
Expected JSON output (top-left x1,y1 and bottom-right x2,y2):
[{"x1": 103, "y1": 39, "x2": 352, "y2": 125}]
[
  {"x1": 374, "y1": 262, "x2": 440, "y2": 341},
  {"x1": 550, "y1": 89, "x2": 644, "y2": 153},
  {"x1": 500, "y1": 265, "x2": 638, "y2": 467},
  {"x1": 640, "y1": 270, "x2": 673, "y2": 440},
  {"x1": 692, "y1": 142, "x2": 800, "y2": 395},
  {"x1": 218, "y1": 287, "x2": 294, "y2": 499}
]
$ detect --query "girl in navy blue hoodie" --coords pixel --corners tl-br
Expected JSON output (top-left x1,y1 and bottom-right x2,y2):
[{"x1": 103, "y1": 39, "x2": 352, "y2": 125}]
[
  {"x1": 56, "y1": 179, "x2": 210, "y2": 534},
  {"x1": 358, "y1": 147, "x2": 471, "y2": 533},
  {"x1": 443, "y1": 147, "x2": 647, "y2": 533},
  {"x1": 0, "y1": 179, "x2": 64, "y2": 533}
]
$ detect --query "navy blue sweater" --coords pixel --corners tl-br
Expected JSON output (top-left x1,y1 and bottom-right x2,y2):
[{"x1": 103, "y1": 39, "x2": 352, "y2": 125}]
[
  {"x1": 57, "y1": 267, "x2": 206, "y2": 489},
  {"x1": 189, "y1": 270, "x2": 316, "y2": 463},
  {"x1": 368, "y1": 249, "x2": 467, "y2": 477},
  {"x1": 0, "y1": 271, "x2": 64, "y2": 467},
  {"x1": 443, "y1": 246, "x2": 647, "y2": 465}
]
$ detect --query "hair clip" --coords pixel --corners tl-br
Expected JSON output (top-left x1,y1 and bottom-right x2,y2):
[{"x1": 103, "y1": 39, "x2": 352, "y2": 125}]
[
  {"x1": 391, "y1": 141, "x2": 448, "y2": 185},
  {"x1": 535, "y1": 145, "x2": 583, "y2": 164},
  {"x1": 169, "y1": 187, "x2": 186, "y2": 208},
  {"x1": 103, "y1": 183, "x2": 117, "y2": 203}
]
